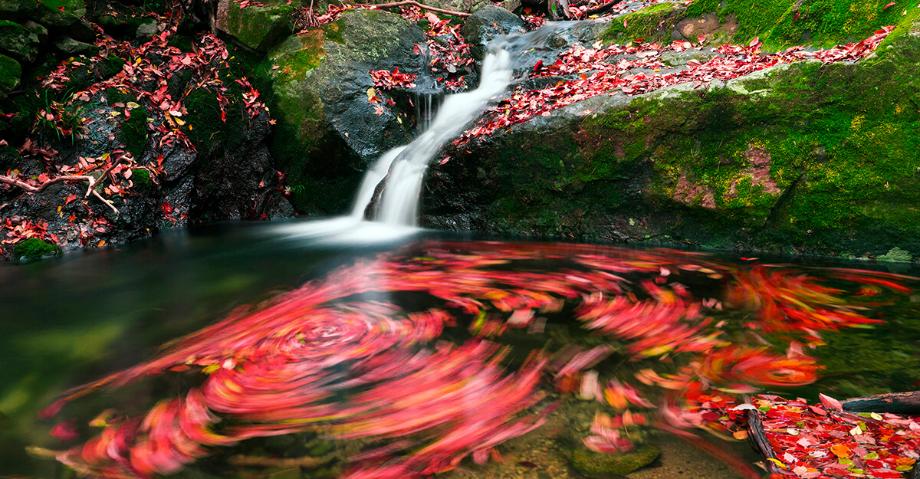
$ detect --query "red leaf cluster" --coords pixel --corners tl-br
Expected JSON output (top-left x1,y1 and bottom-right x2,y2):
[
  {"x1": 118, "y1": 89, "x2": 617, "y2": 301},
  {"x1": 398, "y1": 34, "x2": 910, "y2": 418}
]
[
  {"x1": 753, "y1": 395, "x2": 918, "y2": 478},
  {"x1": 1, "y1": 218, "x2": 59, "y2": 246},
  {"x1": 423, "y1": 14, "x2": 473, "y2": 91},
  {"x1": 370, "y1": 67, "x2": 418, "y2": 89}
]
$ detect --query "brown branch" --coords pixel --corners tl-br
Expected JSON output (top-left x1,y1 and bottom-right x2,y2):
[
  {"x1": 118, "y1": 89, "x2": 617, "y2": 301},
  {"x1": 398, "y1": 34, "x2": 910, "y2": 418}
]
[
  {"x1": 0, "y1": 174, "x2": 120, "y2": 215},
  {"x1": 357, "y1": 1, "x2": 470, "y2": 17},
  {"x1": 584, "y1": 0, "x2": 624, "y2": 16}
]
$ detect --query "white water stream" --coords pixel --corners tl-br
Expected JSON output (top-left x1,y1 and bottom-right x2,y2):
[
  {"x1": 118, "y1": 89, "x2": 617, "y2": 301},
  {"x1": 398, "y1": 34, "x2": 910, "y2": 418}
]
[{"x1": 276, "y1": 48, "x2": 513, "y2": 242}]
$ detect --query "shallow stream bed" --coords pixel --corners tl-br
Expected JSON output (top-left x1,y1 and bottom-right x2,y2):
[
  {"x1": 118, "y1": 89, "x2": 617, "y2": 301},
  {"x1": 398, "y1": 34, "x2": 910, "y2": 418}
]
[{"x1": 1, "y1": 221, "x2": 917, "y2": 478}]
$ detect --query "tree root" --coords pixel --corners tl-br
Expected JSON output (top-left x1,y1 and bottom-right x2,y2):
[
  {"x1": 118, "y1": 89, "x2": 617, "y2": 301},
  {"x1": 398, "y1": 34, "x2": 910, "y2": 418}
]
[
  {"x1": 0, "y1": 173, "x2": 120, "y2": 215},
  {"x1": 359, "y1": 0, "x2": 471, "y2": 17}
]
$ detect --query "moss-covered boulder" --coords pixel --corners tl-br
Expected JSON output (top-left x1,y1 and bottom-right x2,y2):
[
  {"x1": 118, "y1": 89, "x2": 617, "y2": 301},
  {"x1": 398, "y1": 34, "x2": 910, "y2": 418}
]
[
  {"x1": 570, "y1": 445, "x2": 661, "y2": 477},
  {"x1": 259, "y1": 9, "x2": 426, "y2": 213},
  {"x1": 34, "y1": 0, "x2": 86, "y2": 27},
  {"x1": 424, "y1": 13, "x2": 920, "y2": 259},
  {"x1": 682, "y1": 0, "x2": 919, "y2": 50},
  {"x1": 0, "y1": 53, "x2": 21, "y2": 96},
  {"x1": 216, "y1": 0, "x2": 295, "y2": 52},
  {"x1": 0, "y1": 20, "x2": 41, "y2": 63},
  {"x1": 11, "y1": 238, "x2": 62, "y2": 263}
]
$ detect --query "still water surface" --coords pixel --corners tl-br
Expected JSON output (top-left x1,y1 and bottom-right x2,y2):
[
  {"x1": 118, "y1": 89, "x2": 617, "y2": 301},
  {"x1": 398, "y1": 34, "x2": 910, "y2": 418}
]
[{"x1": 1, "y1": 223, "x2": 917, "y2": 478}]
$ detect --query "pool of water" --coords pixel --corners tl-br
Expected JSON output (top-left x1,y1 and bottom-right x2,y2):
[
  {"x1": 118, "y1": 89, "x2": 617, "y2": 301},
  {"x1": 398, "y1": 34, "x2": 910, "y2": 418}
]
[{"x1": 1, "y1": 221, "x2": 917, "y2": 478}]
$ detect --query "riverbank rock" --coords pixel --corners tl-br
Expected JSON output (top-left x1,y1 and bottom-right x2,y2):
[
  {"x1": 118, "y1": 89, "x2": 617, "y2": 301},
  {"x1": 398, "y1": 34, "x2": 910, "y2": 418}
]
[
  {"x1": 423, "y1": 8, "x2": 920, "y2": 259},
  {"x1": 258, "y1": 9, "x2": 428, "y2": 214},
  {"x1": 0, "y1": 10, "x2": 292, "y2": 262}
]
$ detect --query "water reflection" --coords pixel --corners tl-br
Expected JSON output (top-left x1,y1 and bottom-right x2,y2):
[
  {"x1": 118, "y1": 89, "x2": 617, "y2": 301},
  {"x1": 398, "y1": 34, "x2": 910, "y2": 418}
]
[{"x1": 11, "y1": 239, "x2": 920, "y2": 478}]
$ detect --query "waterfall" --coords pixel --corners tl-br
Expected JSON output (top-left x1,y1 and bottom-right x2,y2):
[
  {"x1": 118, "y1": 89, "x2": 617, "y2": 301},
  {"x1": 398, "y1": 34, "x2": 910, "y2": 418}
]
[
  {"x1": 275, "y1": 47, "x2": 514, "y2": 242},
  {"x1": 373, "y1": 50, "x2": 512, "y2": 225}
]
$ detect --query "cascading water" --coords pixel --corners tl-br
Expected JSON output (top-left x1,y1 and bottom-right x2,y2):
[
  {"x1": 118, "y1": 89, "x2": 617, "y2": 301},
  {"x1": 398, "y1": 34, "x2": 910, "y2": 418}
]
[
  {"x1": 374, "y1": 50, "x2": 512, "y2": 225},
  {"x1": 275, "y1": 21, "x2": 591, "y2": 242}
]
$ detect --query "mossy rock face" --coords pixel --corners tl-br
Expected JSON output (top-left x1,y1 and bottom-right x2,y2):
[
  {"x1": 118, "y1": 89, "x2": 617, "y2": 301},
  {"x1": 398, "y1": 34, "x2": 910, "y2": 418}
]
[
  {"x1": 682, "y1": 0, "x2": 919, "y2": 50},
  {"x1": 0, "y1": 20, "x2": 41, "y2": 63},
  {"x1": 260, "y1": 9, "x2": 426, "y2": 213},
  {"x1": 570, "y1": 445, "x2": 661, "y2": 477},
  {"x1": 217, "y1": 0, "x2": 295, "y2": 52},
  {"x1": 0, "y1": 53, "x2": 21, "y2": 95},
  {"x1": 424, "y1": 16, "x2": 920, "y2": 258},
  {"x1": 12, "y1": 238, "x2": 62, "y2": 263}
]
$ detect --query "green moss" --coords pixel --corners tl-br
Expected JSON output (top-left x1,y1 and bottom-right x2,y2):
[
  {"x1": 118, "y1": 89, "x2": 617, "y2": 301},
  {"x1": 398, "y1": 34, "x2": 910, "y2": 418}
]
[
  {"x1": 12, "y1": 238, "x2": 61, "y2": 262},
  {"x1": 876, "y1": 5, "x2": 920, "y2": 51},
  {"x1": 877, "y1": 247, "x2": 912, "y2": 262},
  {"x1": 119, "y1": 102, "x2": 148, "y2": 158},
  {"x1": 35, "y1": 0, "x2": 85, "y2": 26},
  {"x1": 602, "y1": 2, "x2": 681, "y2": 44},
  {"x1": 224, "y1": 0, "x2": 294, "y2": 51},
  {"x1": 98, "y1": 55, "x2": 126, "y2": 80},
  {"x1": 130, "y1": 168, "x2": 152, "y2": 191},
  {"x1": 0, "y1": 53, "x2": 21, "y2": 94},
  {"x1": 683, "y1": 0, "x2": 920, "y2": 50},
  {"x1": 183, "y1": 87, "x2": 247, "y2": 157},
  {"x1": 570, "y1": 445, "x2": 661, "y2": 477},
  {"x1": 183, "y1": 88, "x2": 224, "y2": 154}
]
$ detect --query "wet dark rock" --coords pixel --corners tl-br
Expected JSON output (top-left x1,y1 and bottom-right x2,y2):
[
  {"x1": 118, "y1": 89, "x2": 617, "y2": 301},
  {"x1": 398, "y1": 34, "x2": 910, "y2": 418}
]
[
  {"x1": 0, "y1": 53, "x2": 21, "y2": 96},
  {"x1": 161, "y1": 146, "x2": 198, "y2": 183},
  {"x1": 53, "y1": 36, "x2": 98, "y2": 55},
  {"x1": 462, "y1": 5, "x2": 525, "y2": 59},
  {"x1": 0, "y1": 20, "x2": 41, "y2": 62},
  {"x1": 215, "y1": 0, "x2": 294, "y2": 52},
  {"x1": 135, "y1": 19, "x2": 158, "y2": 39},
  {"x1": 260, "y1": 10, "x2": 428, "y2": 214}
]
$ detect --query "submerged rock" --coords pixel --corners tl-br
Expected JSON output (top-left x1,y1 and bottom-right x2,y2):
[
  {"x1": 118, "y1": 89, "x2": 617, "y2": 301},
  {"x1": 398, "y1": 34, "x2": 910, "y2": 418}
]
[
  {"x1": 570, "y1": 445, "x2": 661, "y2": 477},
  {"x1": 260, "y1": 9, "x2": 427, "y2": 214}
]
